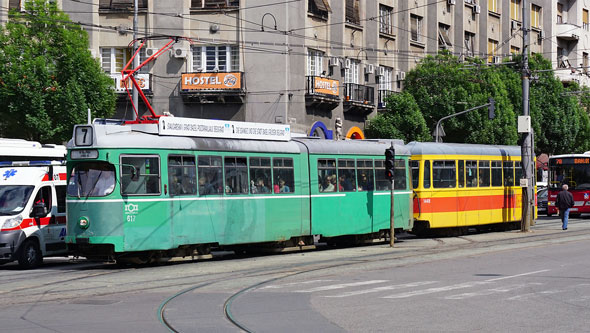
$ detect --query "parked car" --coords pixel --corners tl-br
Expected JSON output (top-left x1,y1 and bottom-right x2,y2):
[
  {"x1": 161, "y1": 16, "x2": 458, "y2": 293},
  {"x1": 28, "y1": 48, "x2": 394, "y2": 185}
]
[{"x1": 537, "y1": 187, "x2": 548, "y2": 215}]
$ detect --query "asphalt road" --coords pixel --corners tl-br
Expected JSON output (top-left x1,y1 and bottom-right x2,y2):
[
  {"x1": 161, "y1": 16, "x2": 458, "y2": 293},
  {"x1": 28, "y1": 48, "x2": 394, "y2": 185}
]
[{"x1": 1, "y1": 215, "x2": 589, "y2": 332}]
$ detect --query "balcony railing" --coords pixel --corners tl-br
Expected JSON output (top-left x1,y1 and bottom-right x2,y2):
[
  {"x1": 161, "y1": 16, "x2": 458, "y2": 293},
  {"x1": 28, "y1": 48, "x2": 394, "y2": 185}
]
[
  {"x1": 344, "y1": 83, "x2": 374, "y2": 106},
  {"x1": 378, "y1": 89, "x2": 395, "y2": 109}
]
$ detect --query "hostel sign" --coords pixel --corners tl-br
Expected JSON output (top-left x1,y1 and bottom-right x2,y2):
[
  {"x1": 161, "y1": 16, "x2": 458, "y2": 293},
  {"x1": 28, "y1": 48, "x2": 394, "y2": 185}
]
[
  {"x1": 159, "y1": 117, "x2": 291, "y2": 141},
  {"x1": 181, "y1": 72, "x2": 242, "y2": 90},
  {"x1": 313, "y1": 77, "x2": 339, "y2": 96}
]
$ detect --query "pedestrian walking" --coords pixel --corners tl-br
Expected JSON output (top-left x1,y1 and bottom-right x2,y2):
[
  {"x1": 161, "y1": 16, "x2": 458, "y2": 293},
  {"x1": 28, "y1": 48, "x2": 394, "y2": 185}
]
[{"x1": 556, "y1": 184, "x2": 574, "y2": 230}]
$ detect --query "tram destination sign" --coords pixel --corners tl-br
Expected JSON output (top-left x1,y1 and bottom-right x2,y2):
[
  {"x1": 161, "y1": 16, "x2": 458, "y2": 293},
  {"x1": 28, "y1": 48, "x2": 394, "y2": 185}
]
[
  {"x1": 158, "y1": 117, "x2": 291, "y2": 141},
  {"x1": 549, "y1": 157, "x2": 590, "y2": 166}
]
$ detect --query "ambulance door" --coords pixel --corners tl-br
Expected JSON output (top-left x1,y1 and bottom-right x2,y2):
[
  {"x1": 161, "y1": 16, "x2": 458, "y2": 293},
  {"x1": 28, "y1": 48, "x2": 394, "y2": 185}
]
[{"x1": 30, "y1": 185, "x2": 62, "y2": 255}]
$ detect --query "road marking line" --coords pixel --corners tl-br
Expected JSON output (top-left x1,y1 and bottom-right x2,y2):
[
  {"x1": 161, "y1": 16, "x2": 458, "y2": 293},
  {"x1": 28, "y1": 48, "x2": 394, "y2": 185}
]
[
  {"x1": 445, "y1": 283, "x2": 542, "y2": 300},
  {"x1": 325, "y1": 281, "x2": 438, "y2": 298},
  {"x1": 293, "y1": 280, "x2": 389, "y2": 293},
  {"x1": 258, "y1": 280, "x2": 337, "y2": 290},
  {"x1": 383, "y1": 270, "x2": 549, "y2": 299}
]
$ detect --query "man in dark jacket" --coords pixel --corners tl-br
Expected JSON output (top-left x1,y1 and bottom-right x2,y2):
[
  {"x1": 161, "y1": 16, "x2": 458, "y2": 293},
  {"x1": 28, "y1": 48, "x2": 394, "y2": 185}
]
[{"x1": 556, "y1": 184, "x2": 574, "y2": 230}]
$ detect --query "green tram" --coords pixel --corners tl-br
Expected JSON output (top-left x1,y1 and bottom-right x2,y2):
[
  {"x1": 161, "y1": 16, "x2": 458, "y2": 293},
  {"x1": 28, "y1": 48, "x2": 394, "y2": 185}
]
[{"x1": 65, "y1": 122, "x2": 412, "y2": 261}]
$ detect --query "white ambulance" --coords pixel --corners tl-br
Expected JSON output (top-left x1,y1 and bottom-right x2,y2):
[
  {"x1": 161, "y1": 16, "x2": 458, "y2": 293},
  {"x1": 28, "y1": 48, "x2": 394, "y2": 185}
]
[{"x1": 0, "y1": 139, "x2": 68, "y2": 269}]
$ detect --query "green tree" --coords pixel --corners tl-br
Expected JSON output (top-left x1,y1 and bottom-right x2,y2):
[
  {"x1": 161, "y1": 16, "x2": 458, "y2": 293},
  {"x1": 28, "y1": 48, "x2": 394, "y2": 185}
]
[
  {"x1": 403, "y1": 51, "x2": 517, "y2": 145},
  {"x1": 0, "y1": 0, "x2": 115, "y2": 143},
  {"x1": 365, "y1": 92, "x2": 431, "y2": 142}
]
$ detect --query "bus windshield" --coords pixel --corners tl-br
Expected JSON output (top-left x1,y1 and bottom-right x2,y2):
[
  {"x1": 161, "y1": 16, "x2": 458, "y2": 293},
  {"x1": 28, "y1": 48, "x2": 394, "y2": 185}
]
[
  {"x1": 549, "y1": 163, "x2": 590, "y2": 190},
  {"x1": 0, "y1": 185, "x2": 35, "y2": 215},
  {"x1": 67, "y1": 162, "x2": 116, "y2": 197}
]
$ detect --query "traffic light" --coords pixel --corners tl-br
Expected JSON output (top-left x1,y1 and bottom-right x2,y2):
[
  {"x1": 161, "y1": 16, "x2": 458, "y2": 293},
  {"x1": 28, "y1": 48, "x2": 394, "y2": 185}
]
[
  {"x1": 488, "y1": 97, "x2": 495, "y2": 119},
  {"x1": 385, "y1": 147, "x2": 395, "y2": 181}
]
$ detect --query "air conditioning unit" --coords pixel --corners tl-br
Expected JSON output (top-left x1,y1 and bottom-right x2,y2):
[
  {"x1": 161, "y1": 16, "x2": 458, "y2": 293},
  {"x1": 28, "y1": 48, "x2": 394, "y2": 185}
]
[
  {"x1": 492, "y1": 56, "x2": 501, "y2": 64},
  {"x1": 447, "y1": 0, "x2": 455, "y2": 5},
  {"x1": 328, "y1": 57, "x2": 339, "y2": 67},
  {"x1": 343, "y1": 58, "x2": 351, "y2": 69},
  {"x1": 538, "y1": 30, "x2": 545, "y2": 39},
  {"x1": 464, "y1": 0, "x2": 473, "y2": 4},
  {"x1": 378, "y1": 66, "x2": 386, "y2": 77},
  {"x1": 398, "y1": 71, "x2": 406, "y2": 80},
  {"x1": 364, "y1": 64, "x2": 374, "y2": 74},
  {"x1": 145, "y1": 48, "x2": 158, "y2": 57},
  {"x1": 172, "y1": 46, "x2": 187, "y2": 59},
  {"x1": 511, "y1": 20, "x2": 519, "y2": 30},
  {"x1": 473, "y1": 4, "x2": 480, "y2": 14}
]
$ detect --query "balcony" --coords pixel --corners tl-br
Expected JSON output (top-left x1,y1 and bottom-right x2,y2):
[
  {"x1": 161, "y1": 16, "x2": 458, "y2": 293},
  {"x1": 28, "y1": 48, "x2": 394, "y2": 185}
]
[
  {"x1": 180, "y1": 72, "x2": 245, "y2": 103},
  {"x1": 378, "y1": 89, "x2": 395, "y2": 109},
  {"x1": 305, "y1": 76, "x2": 340, "y2": 110},
  {"x1": 343, "y1": 83, "x2": 375, "y2": 113},
  {"x1": 110, "y1": 73, "x2": 152, "y2": 95},
  {"x1": 555, "y1": 23, "x2": 581, "y2": 41}
]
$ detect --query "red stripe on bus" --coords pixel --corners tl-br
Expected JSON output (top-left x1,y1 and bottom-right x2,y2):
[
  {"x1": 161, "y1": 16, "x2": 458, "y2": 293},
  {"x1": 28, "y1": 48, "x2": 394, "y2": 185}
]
[{"x1": 413, "y1": 194, "x2": 520, "y2": 213}]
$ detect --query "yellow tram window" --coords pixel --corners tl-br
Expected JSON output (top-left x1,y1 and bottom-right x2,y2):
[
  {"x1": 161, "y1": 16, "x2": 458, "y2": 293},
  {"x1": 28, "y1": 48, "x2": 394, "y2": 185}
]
[
  {"x1": 410, "y1": 160, "x2": 419, "y2": 189},
  {"x1": 458, "y1": 160, "x2": 465, "y2": 188},
  {"x1": 503, "y1": 161, "x2": 514, "y2": 187},
  {"x1": 424, "y1": 160, "x2": 431, "y2": 189},
  {"x1": 479, "y1": 161, "x2": 491, "y2": 187},
  {"x1": 491, "y1": 161, "x2": 503, "y2": 187},
  {"x1": 433, "y1": 160, "x2": 456, "y2": 188},
  {"x1": 466, "y1": 160, "x2": 478, "y2": 187}
]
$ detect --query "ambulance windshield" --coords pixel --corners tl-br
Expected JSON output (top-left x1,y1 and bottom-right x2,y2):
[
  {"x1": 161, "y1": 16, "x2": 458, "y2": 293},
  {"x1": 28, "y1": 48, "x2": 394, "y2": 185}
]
[
  {"x1": 67, "y1": 162, "x2": 116, "y2": 197},
  {"x1": 0, "y1": 185, "x2": 35, "y2": 215}
]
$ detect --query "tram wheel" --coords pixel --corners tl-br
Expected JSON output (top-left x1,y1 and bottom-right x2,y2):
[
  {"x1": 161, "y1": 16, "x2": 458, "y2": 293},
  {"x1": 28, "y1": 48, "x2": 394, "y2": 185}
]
[{"x1": 17, "y1": 239, "x2": 43, "y2": 269}]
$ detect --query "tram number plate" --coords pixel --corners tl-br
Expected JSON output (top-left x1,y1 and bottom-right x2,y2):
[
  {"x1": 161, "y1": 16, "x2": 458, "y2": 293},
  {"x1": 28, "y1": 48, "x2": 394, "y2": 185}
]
[{"x1": 75, "y1": 126, "x2": 93, "y2": 146}]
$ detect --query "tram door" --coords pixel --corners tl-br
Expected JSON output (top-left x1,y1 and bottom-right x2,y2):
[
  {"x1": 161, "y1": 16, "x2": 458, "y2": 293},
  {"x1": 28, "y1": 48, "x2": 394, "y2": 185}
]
[{"x1": 431, "y1": 160, "x2": 458, "y2": 228}]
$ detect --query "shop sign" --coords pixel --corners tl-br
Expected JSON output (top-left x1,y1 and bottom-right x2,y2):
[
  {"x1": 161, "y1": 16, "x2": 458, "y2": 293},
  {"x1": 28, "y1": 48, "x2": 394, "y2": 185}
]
[
  {"x1": 111, "y1": 73, "x2": 150, "y2": 92},
  {"x1": 181, "y1": 72, "x2": 242, "y2": 90},
  {"x1": 313, "y1": 77, "x2": 339, "y2": 96}
]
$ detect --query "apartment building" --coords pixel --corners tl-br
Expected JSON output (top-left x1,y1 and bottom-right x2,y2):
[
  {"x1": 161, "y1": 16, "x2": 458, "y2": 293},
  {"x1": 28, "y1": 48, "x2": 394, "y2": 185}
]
[{"x1": 0, "y1": 0, "x2": 585, "y2": 138}]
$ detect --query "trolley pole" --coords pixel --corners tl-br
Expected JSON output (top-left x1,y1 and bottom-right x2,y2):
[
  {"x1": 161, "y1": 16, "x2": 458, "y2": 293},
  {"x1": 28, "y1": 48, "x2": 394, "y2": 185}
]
[
  {"x1": 520, "y1": 0, "x2": 534, "y2": 232},
  {"x1": 385, "y1": 145, "x2": 395, "y2": 247},
  {"x1": 132, "y1": 0, "x2": 138, "y2": 121}
]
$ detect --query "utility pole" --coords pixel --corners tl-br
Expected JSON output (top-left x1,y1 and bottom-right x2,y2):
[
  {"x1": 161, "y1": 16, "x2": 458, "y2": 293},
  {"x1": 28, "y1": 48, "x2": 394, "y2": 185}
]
[
  {"x1": 132, "y1": 0, "x2": 138, "y2": 121},
  {"x1": 520, "y1": 0, "x2": 534, "y2": 232},
  {"x1": 385, "y1": 145, "x2": 395, "y2": 247}
]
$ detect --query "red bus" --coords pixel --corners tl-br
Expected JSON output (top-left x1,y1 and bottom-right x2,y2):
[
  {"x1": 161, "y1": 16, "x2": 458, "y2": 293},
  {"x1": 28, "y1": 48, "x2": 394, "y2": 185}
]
[{"x1": 547, "y1": 154, "x2": 590, "y2": 216}]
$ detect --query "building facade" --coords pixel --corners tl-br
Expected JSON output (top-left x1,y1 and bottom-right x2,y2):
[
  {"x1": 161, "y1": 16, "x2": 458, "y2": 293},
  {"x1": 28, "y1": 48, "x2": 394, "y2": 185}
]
[{"x1": 1, "y1": 0, "x2": 587, "y2": 137}]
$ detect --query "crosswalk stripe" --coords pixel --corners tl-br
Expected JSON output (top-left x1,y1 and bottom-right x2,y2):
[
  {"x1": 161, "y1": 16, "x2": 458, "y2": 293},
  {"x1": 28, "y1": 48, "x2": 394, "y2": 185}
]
[
  {"x1": 445, "y1": 283, "x2": 542, "y2": 300},
  {"x1": 258, "y1": 280, "x2": 337, "y2": 290},
  {"x1": 294, "y1": 280, "x2": 389, "y2": 293},
  {"x1": 325, "y1": 281, "x2": 438, "y2": 298}
]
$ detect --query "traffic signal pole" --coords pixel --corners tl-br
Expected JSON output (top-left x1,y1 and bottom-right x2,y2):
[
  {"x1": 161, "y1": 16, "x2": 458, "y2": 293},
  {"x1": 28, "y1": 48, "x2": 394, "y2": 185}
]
[
  {"x1": 434, "y1": 98, "x2": 495, "y2": 143},
  {"x1": 385, "y1": 145, "x2": 395, "y2": 247}
]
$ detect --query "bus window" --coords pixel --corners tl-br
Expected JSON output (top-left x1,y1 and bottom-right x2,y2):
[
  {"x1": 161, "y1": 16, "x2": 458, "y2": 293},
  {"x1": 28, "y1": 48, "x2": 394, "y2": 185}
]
[
  {"x1": 394, "y1": 159, "x2": 407, "y2": 190},
  {"x1": 318, "y1": 159, "x2": 337, "y2": 192},
  {"x1": 424, "y1": 160, "x2": 431, "y2": 189},
  {"x1": 375, "y1": 160, "x2": 391, "y2": 191},
  {"x1": 515, "y1": 161, "x2": 522, "y2": 184},
  {"x1": 479, "y1": 161, "x2": 491, "y2": 187},
  {"x1": 273, "y1": 158, "x2": 294, "y2": 193},
  {"x1": 466, "y1": 161, "x2": 478, "y2": 187},
  {"x1": 224, "y1": 157, "x2": 248, "y2": 195},
  {"x1": 357, "y1": 159, "x2": 374, "y2": 191},
  {"x1": 491, "y1": 161, "x2": 503, "y2": 187},
  {"x1": 410, "y1": 160, "x2": 419, "y2": 189},
  {"x1": 198, "y1": 156, "x2": 222, "y2": 195},
  {"x1": 503, "y1": 161, "x2": 514, "y2": 186},
  {"x1": 338, "y1": 159, "x2": 356, "y2": 192},
  {"x1": 458, "y1": 160, "x2": 465, "y2": 188},
  {"x1": 433, "y1": 161, "x2": 456, "y2": 188},
  {"x1": 168, "y1": 155, "x2": 197, "y2": 196},
  {"x1": 121, "y1": 156, "x2": 160, "y2": 195},
  {"x1": 249, "y1": 157, "x2": 271, "y2": 194}
]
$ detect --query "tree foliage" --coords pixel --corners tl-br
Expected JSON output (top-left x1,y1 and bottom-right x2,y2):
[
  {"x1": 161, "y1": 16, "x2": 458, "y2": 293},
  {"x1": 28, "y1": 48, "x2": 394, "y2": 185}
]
[
  {"x1": 365, "y1": 92, "x2": 431, "y2": 143},
  {"x1": 0, "y1": 0, "x2": 115, "y2": 143}
]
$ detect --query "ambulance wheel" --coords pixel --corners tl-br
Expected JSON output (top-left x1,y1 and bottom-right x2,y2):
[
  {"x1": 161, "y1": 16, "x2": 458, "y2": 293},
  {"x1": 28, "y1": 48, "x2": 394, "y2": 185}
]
[{"x1": 18, "y1": 239, "x2": 43, "y2": 269}]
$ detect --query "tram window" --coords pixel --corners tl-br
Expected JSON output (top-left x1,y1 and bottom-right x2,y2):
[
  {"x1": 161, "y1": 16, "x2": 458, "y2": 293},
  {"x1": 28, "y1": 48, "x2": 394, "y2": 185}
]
[
  {"x1": 249, "y1": 157, "x2": 271, "y2": 194},
  {"x1": 410, "y1": 160, "x2": 419, "y2": 189},
  {"x1": 503, "y1": 161, "x2": 515, "y2": 187},
  {"x1": 466, "y1": 160, "x2": 478, "y2": 187},
  {"x1": 458, "y1": 160, "x2": 465, "y2": 188},
  {"x1": 479, "y1": 161, "x2": 491, "y2": 187},
  {"x1": 375, "y1": 160, "x2": 391, "y2": 191},
  {"x1": 168, "y1": 155, "x2": 197, "y2": 196},
  {"x1": 424, "y1": 160, "x2": 431, "y2": 188},
  {"x1": 357, "y1": 159, "x2": 375, "y2": 191},
  {"x1": 198, "y1": 156, "x2": 222, "y2": 195},
  {"x1": 338, "y1": 159, "x2": 356, "y2": 192},
  {"x1": 273, "y1": 158, "x2": 295, "y2": 193},
  {"x1": 433, "y1": 161, "x2": 456, "y2": 188},
  {"x1": 225, "y1": 157, "x2": 248, "y2": 195},
  {"x1": 515, "y1": 161, "x2": 522, "y2": 183},
  {"x1": 491, "y1": 161, "x2": 503, "y2": 187},
  {"x1": 394, "y1": 159, "x2": 407, "y2": 190},
  {"x1": 69, "y1": 162, "x2": 116, "y2": 197},
  {"x1": 318, "y1": 159, "x2": 337, "y2": 192},
  {"x1": 120, "y1": 156, "x2": 160, "y2": 195}
]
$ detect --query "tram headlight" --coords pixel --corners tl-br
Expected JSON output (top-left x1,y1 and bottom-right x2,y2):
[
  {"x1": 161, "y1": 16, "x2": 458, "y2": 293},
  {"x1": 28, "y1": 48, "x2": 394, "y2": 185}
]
[
  {"x1": 78, "y1": 216, "x2": 90, "y2": 229},
  {"x1": 1, "y1": 215, "x2": 22, "y2": 230}
]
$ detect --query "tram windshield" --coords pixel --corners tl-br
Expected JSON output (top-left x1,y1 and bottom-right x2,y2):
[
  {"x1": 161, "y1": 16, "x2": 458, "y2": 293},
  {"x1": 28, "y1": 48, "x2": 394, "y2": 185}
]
[
  {"x1": 68, "y1": 162, "x2": 116, "y2": 197},
  {"x1": 549, "y1": 163, "x2": 590, "y2": 190},
  {"x1": 0, "y1": 185, "x2": 34, "y2": 215}
]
